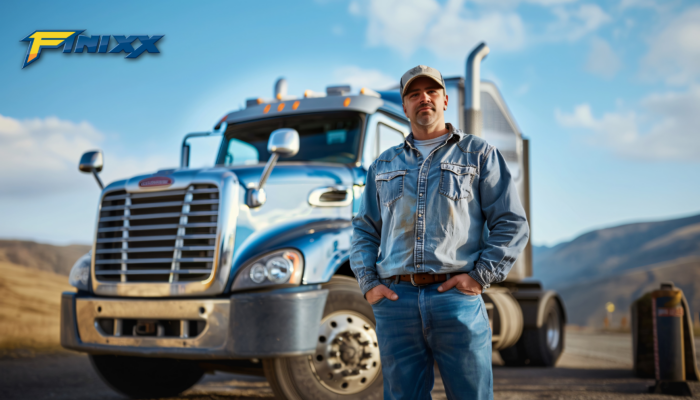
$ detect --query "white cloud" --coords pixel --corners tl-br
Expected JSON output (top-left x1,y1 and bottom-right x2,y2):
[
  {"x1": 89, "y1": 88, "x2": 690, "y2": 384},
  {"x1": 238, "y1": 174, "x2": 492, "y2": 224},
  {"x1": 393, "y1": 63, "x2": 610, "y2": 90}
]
[
  {"x1": 0, "y1": 114, "x2": 170, "y2": 197},
  {"x1": 350, "y1": 0, "x2": 610, "y2": 58},
  {"x1": 426, "y1": 2, "x2": 526, "y2": 57},
  {"x1": 619, "y1": 0, "x2": 661, "y2": 10},
  {"x1": 555, "y1": 86, "x2": 700, "y2": 161},
  {"x1": 642, "y1": 7, "x2": 700, "y2": 85},
  {"x1": 333, "y1": 65, "x2": 398, "y2": 90},
  {"x1": 515, "y1": 83, "x2": 530, "y2": 96},
  {"x1": 546, "y1": 3, "x2": 611, "y2": 41},
  {"x1": 332, "y1": 24, "x2": 344, "y2": 36},
  {"x1": 463, "y1": 0, "x2": 577, "y2": 6},
  {"x1": 585, "y1": 37, "x2": 622, "y2": 78},
  {"x1": 356, "y1": 0, "x2": 442, "y2": 57}
]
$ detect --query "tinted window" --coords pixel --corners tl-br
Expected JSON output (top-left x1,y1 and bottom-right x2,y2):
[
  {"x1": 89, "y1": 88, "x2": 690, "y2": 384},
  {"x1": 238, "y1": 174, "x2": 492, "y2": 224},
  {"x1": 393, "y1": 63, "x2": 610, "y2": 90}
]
[{"x1": 219, "y1": 113, "x2": 362, "y2": 165}]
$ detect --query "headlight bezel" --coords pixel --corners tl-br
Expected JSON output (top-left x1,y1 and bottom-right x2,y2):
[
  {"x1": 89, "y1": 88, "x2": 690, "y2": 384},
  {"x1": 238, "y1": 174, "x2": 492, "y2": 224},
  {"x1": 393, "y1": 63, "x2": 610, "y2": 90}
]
[
  {"x1": 232, "y1": 249, "x2": 303, "y2": 291},
  {"x1": 69, "y1": 251, "x2": 92, "y2": 292}
]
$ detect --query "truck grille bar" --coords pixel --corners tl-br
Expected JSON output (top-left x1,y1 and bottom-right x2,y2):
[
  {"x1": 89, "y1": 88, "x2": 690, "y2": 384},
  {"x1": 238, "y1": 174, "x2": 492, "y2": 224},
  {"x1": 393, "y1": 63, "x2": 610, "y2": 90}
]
[{"x1": 94, "y1": 184, "x2": 220, "y2": 283}]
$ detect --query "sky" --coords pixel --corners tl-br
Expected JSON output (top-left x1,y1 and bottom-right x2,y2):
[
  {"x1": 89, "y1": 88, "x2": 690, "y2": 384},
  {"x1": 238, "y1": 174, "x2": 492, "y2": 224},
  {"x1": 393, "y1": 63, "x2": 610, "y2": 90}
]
[{"x1": 0, "y1": 0, "x2": 699, "y2": 247}]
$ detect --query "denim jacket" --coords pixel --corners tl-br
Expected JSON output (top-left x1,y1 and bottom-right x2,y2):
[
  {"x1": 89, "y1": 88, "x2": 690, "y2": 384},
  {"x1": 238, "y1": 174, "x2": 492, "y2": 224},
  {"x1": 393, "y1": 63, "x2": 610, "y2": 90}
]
[{"x1": 350, "y1": 123, "x2": 529, "y2": 296}]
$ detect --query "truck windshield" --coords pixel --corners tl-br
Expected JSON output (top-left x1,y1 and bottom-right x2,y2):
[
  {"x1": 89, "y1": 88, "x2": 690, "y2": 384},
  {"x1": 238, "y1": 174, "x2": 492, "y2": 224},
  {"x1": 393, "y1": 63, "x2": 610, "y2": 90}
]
[{"x1": 218, "y1": 112, "x2": 362, "y2": 165}]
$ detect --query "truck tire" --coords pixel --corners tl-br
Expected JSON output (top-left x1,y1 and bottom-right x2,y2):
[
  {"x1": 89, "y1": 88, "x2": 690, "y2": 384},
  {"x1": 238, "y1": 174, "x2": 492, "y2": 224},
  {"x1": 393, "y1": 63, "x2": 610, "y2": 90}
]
[
  {"x1": 90, "y1": 354, "x2": 204, "y2": 398},
  {"x1": 263, "y1": 275, "x2": 383, "y2": 400},
  {"x1": 499, "y1": 297, "x2": 564, "y2": 367}
]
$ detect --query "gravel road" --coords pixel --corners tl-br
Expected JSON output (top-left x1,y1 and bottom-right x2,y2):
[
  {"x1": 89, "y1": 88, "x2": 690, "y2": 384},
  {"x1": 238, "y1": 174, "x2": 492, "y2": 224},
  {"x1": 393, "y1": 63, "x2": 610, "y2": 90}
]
[{"x1": 1, "y1": 331, "x2": 698, "y2": 399}]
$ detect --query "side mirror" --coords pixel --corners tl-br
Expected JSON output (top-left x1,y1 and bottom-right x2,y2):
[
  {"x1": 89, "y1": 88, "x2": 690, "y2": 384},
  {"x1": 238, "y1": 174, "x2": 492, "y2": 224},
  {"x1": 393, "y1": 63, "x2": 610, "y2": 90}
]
[
  {"x1": 247, "y1": 129, "x2": 300, "y2": 208},
  {"x1": 79, "y1": 150, "x2": 104, "y2": 189},
  {"x1": 267, "y1": 128, "x2": 300, "y2": 157}
]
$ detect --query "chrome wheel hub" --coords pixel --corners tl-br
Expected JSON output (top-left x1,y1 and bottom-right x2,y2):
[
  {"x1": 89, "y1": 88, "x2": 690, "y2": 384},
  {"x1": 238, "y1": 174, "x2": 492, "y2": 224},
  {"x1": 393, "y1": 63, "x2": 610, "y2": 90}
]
[
  {"x1": 309, "y1": 311, "x2": 381, "y2": 394},
  {"x1": 546, "y1": 309, "x2": 561, "y2": 351}
]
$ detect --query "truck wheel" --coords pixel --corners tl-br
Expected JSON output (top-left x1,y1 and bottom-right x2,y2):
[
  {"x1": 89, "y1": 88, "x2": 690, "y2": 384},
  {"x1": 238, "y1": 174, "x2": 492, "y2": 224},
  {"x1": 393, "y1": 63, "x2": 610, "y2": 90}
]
[
  {"x1": 499, "y1": 297, "x2": 564, "y2": 367},
  {"x1": 90, "y1": 355, "x2": 204, "y2": 398},
  {"x1": 498, "y1": 341, "x2": 528, "y2": 366},
  {"x1": 263, "y1": 275, "x2": 383, "y2": 400}
]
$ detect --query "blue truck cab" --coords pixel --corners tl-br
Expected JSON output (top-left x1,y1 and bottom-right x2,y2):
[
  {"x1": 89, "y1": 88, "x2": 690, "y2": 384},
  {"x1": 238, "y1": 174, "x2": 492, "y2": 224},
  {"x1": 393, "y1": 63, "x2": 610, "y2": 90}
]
[{"x1": 62, "y1": 44, "x2": 566, "y2": 399}]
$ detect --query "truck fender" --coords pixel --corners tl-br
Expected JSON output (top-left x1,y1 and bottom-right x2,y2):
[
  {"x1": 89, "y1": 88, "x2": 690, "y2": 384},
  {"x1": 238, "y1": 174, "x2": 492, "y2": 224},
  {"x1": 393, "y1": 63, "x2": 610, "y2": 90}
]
[
  {"x1": 512, "y1": 290, "x2": 567, "y2": 329},
  {"x1": 226, "y1": 218, "x2": 352, "y2": 291}
]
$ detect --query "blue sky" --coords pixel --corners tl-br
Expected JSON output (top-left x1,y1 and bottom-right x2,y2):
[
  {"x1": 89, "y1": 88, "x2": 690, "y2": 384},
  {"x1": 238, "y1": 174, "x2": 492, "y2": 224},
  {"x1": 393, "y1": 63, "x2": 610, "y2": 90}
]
[{"x1": 1, "y1": 0, "x2": 699, "y2": 247}]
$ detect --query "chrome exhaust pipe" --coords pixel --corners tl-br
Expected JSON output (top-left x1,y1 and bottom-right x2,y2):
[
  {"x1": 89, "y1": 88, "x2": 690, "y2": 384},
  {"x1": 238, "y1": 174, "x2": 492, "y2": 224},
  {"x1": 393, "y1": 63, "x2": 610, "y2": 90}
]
[{"x1": 464, "y1": 42, "x2": 490, "y2": 137}]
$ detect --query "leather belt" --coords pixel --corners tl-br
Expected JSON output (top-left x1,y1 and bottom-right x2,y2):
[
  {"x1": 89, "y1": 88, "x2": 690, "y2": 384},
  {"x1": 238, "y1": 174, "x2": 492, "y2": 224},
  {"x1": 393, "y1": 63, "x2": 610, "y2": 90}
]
[{"x1": 392, "y1": 273, "x2": 448, "y2": 286}]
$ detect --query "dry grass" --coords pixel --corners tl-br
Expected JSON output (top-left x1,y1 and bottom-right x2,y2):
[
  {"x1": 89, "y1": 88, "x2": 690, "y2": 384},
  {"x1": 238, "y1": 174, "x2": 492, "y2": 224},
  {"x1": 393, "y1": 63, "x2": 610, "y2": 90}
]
[{"x1": 0, "y1": 261, "x2": 75, "y2": 351}]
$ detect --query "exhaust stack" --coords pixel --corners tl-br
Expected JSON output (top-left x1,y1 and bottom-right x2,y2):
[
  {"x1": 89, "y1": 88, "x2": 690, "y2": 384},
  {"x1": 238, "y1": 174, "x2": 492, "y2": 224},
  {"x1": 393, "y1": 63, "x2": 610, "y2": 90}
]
[{"x1": 464, "y1": 42, "x2": 490, "y2": 137}]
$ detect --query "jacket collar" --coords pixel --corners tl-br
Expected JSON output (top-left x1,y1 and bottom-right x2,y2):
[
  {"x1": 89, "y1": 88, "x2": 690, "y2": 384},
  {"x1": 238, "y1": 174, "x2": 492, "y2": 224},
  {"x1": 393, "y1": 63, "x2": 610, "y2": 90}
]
[{"x1": 401, "y1": 123, "x2": 465, "y2": 151}]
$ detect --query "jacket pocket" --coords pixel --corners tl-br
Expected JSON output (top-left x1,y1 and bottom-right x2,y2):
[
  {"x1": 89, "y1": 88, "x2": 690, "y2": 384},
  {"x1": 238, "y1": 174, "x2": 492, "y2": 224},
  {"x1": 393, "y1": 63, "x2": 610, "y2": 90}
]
[
  {"x1": 375, "y1": 170, "x2": 406, "y2": 206},
  {"x1": 439, "y1": 163, "x2": 476, "y2": 200}
]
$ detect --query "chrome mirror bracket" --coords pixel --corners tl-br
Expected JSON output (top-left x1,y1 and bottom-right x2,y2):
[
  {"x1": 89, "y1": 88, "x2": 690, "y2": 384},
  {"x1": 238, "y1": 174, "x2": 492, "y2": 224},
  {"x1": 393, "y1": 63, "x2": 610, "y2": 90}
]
[
  {"x1": 79, "y1": 150, "x2": 105, "y2": 190},
  {"x1": 246, "y1": 129, "x2": 299, "y2": 208}
]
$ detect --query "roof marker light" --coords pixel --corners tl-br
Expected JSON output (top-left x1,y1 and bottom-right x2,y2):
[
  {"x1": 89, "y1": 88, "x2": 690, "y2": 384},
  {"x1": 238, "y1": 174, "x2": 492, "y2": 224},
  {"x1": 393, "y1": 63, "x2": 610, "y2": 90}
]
[
  {"x1": 304, "y1": 89, "x2": 325, "y2": 98},
  {"x1": 263, "y1": 104, "x2": 271, "y2": 114},
  {"x1": 277, "y1": 103, "x2": 285, "y2": 112},
  {"x1": 360, "y1": 87, "x2": 381, "y2": 98},
  {"x1": 214, "y1": 115, "x2": 227, "y2": 130},
  {"x1": 292, "y1": 101, "x2": 300, "y2": 110},
  {"x1": 257, "y1": 98, "x2": 265, "y2": 105},
  {"x1": 343, "y1": 97, "x2": 351, "y2": 107}
]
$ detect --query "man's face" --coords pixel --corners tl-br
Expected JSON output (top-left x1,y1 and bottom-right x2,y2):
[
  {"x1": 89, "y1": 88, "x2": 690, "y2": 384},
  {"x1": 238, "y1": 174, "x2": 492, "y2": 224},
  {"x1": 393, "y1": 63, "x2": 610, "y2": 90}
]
[{"x1": 402, "y1": 77, "x2": 448, "y2": 127}]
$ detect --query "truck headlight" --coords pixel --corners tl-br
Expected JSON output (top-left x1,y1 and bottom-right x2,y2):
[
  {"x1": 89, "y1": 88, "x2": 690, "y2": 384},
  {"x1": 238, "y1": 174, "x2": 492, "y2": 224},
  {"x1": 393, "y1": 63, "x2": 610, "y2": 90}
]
[
  {"x1": 69, "y1": 251, "x2": 91, "y2": 291},
  {"x1": 233, "y1": 249, "x2": 303, "y2": 291}
]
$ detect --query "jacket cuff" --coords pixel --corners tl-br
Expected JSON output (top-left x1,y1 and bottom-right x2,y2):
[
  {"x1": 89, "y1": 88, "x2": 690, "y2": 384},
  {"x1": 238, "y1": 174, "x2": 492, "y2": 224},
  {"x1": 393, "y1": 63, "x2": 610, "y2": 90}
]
[
  {"x1": 468, "y1": 265, "x2": 493, "y2": 290},
  {"x1": 359, "y1": 279, "x2": 382, "y2": 298}
]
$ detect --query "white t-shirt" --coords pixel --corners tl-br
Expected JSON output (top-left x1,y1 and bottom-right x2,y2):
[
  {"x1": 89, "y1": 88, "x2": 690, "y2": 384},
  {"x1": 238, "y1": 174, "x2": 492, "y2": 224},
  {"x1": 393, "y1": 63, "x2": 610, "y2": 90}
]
[{"x1": 413, "y1": 133, "x2": 449, "y2": 157}]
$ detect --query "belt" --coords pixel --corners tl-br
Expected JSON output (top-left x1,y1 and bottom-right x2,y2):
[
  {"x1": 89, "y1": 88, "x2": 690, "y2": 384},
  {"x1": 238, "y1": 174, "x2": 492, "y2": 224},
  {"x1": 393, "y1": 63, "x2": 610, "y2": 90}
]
[{"x1": 392, "y1": 273, "x2": 449, "y2": 286}]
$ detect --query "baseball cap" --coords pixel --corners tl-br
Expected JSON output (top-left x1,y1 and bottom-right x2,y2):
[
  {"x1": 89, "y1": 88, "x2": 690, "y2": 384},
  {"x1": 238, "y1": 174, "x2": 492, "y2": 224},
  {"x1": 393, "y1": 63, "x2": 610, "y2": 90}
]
[{"x1": 400, "y1": 65, "x2": 446, "y2": 99}]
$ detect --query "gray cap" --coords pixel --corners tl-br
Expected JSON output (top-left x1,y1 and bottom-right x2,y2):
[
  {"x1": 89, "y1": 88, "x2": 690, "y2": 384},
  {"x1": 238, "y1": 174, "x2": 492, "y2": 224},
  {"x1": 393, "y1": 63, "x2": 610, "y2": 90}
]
[{"x1": 400, "y1": 65, "x2": 446, "y2": 99}]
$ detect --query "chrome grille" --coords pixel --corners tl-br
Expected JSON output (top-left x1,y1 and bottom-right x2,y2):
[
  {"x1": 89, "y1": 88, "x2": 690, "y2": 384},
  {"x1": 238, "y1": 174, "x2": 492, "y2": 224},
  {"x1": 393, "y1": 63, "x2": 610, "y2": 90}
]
[{"x1": 94, "y1": 185, "x2": 220, "y2": 283}]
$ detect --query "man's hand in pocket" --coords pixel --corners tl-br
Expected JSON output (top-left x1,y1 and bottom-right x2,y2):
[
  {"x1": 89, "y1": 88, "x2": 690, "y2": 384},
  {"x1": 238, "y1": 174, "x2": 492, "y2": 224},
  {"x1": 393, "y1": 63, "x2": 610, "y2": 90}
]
[
  {"x1": 437, "y1": 274, "x2": 482, "y2": 295},
  {"x1": 366, "y1": 284, "x2": 399, "y2": 304}
]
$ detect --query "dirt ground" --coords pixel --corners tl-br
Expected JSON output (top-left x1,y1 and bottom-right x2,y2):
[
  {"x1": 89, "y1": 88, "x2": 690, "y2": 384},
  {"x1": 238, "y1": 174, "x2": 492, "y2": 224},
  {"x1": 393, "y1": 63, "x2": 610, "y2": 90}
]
[{"x1": 1, "y1": 331, "x2": 699, "y2": 399}]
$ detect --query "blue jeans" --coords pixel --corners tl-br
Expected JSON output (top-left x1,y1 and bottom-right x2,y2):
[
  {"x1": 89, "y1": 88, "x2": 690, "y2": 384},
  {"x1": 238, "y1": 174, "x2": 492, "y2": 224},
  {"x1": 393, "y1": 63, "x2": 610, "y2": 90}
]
[{"x1": 371, "y1": 280, "x2": 493, "y2": 400}]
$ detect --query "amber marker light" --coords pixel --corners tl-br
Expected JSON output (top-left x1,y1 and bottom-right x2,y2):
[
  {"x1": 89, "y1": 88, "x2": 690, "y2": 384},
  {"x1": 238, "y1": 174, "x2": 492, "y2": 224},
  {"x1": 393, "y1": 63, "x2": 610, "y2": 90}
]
[
  {"x1": 304, "y1": 90, "x2": 312, "y2": 98},
  {"x1": 283, "y1": 251, "x2": 302, "y2": 284},
  {"x1": 257, "y1": 98, "x2": 264, "y2": 105},
  {"x1": 263, "y1": 104, "x2": 271, "y2": 114},
  {"x1": 292, "y1": 101, "x2": 300, "y2": 110},
  {"x1": 277, "y1": 103, "x2": 285, "y2": 112},
  {"x1": 343, "y1": 97, "x2": 351, "y2": 107}
]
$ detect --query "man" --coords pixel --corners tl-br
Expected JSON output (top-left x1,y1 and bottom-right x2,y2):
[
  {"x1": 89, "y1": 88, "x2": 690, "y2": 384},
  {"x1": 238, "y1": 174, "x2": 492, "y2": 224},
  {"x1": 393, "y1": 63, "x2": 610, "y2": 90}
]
[{"x1": 350, "y1": 65, "x2": 529, "y2": 400}]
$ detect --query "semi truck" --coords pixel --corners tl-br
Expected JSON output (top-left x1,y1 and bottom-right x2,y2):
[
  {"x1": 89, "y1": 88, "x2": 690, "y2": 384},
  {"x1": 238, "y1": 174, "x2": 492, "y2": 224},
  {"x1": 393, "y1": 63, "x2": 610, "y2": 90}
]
[{"x1": 62, "y1": 43, "x2": 566, "y2": 399}]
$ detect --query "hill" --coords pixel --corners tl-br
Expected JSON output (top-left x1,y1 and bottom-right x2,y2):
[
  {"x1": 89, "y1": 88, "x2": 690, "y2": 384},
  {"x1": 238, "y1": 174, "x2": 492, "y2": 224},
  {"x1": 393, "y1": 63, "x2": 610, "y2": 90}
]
[
  {"x1": 533, "y1": 213, "x2": 700, "y2": 328},
  {"x1": 0, "y1": 240, "x2": 91, "y2": 276},
  {"x1": 0, "y1": 261, "x2": 75, "y2": 350}
]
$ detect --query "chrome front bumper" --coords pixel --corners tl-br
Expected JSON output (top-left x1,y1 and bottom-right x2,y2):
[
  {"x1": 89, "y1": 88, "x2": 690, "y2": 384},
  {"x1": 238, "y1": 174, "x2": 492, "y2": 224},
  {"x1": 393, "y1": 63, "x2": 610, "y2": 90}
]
[{"x1": 60, "y1": 287, "x2": 328, "y2": 359}]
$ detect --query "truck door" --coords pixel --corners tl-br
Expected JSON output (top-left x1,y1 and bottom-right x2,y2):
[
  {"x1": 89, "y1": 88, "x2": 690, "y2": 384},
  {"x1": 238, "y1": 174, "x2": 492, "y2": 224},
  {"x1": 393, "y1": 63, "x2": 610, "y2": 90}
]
[
  {"x1": 361, "y1": 112, "x2": 408, "y2": 169},
  {"x1": 354, "y1": 112, "x2": 409, "y2": 216}
]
